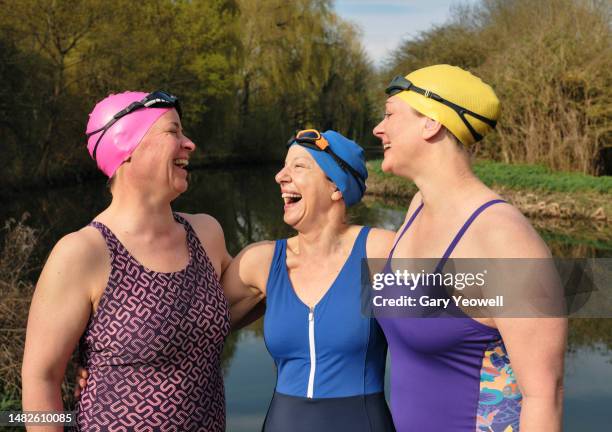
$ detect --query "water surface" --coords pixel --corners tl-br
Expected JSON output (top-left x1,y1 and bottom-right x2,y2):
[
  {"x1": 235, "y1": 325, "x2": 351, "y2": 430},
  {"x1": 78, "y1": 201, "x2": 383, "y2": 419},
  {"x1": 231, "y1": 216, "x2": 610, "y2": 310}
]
[{"x1": 2, "y1": 165, "x2": 610, "y2": 431}]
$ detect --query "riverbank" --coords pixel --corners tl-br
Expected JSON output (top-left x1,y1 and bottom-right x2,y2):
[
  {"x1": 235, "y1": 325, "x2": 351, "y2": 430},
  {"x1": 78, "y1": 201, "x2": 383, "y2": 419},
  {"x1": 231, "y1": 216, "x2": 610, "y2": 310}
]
[
  {"x1": 365, "y1": 160, "x2": 612, "y2": 222},
  {"x1": 0, "y1": 154, "x2": 279, "y2": 197}
]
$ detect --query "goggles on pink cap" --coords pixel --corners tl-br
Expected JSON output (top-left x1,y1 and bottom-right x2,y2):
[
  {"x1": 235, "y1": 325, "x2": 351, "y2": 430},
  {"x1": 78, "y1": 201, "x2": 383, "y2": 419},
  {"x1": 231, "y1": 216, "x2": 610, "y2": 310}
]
[{"x1": 86, "y1": 91, "x2": 181, "y2": 177}]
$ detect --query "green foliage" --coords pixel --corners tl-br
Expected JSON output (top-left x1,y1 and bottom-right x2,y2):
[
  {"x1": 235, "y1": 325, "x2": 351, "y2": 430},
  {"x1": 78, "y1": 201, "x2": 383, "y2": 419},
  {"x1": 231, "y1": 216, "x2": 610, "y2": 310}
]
[
  {"x1": 0, "y1": 0, "x2": 375, "y2": 186},
  {"x1": 472, "y1": 160, "x2": 612, "y2": 193},
  {"x1": 369, "y1": 158, "x2": 612, "y2": 194},
  {"x1": 381, "y1": 0, "x2": 612, "y2": 174},
  {"x1": 233, "y1": 0, "x2": 376, "y2": 158}
]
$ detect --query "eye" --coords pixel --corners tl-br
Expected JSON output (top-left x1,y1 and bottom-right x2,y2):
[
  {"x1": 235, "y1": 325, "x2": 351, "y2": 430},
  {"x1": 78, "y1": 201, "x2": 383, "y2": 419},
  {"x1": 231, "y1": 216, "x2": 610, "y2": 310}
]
[{"x1": 384, "y1": 112, "x2": 392, "y2": 119}]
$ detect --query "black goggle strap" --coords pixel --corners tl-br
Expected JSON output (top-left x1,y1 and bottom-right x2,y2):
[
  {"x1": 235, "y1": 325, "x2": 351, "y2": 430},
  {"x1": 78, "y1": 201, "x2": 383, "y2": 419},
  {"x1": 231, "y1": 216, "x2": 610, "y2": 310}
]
[
  {"x1": 423, "y1": 90, "x2": 495, "y2": 142},
  {"x1": 86, "y1": 92, "x2": 180, "y2": 161},
  {"x1": 386, "y1": 77, "x2": 497, "y2": 142},
  {"x1": 90, "y1": 127, "x2": 111, "y2": 161},
  {"x1": 87, "y1": 101, "x2": 145, "y2": 161}
]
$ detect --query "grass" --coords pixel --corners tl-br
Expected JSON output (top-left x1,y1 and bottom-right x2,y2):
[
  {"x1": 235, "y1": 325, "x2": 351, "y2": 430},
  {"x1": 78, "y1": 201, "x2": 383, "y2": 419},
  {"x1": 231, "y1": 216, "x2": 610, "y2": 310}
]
[
  {"x1": 0, "y1": 394, "x2": 20, "y2": 410},
  {"x1": 366, "y1": 159, "x2": 612, "y2": 221},
  {"x1": 472, "y1": 161, "x2": 612, "y2": 194},
  {"x1": 368, "y1": 159, "x2": 612, "y2": 194}
]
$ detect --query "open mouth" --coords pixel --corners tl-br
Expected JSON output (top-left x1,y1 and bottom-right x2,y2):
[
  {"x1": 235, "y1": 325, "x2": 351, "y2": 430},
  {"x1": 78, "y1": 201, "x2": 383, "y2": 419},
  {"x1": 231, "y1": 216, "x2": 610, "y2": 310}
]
[
  {"x1": 383, "y1": 144, "x2": 391, "y2": 151},
  {"x1": 281, "y1": 192, "x2": 302, "y2": 206},
  {"x1": 173, "y1": 158, "x2": 189, "y2": 169}
]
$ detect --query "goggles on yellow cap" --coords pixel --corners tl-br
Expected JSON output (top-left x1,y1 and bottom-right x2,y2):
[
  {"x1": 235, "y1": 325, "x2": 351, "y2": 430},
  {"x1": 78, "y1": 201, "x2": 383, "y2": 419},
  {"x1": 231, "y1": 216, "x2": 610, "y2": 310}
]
[{"x1": 386, "y1": 75, "x2": 497, "y2": 143}]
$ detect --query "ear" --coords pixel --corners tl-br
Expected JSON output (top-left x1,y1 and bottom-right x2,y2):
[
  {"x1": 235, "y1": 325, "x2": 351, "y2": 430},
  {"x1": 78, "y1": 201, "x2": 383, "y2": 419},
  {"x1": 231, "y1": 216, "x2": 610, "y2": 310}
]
[
  {"x1": 422, "y1": 117, "x2": 443, "y2": 140},
  {"x1": 331, "y1": 189, "x2": 343, "y2": 202}
]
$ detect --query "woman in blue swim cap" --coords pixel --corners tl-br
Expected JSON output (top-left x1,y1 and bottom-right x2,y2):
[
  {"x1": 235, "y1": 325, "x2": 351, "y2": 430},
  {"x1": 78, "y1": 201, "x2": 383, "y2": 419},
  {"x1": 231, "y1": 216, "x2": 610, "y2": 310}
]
[{"x1": 224, "y1": 129, "x2": 396, "y2": 431}]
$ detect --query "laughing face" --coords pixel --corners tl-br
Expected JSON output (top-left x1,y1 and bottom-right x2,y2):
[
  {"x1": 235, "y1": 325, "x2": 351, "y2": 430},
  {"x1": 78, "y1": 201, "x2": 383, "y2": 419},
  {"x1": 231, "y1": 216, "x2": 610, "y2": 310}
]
[
  {"x1": 274, "y1": 145, "x2": 341, "y2": 229},
  {"x1": 373, "y1": 96, "x2": 426, "y2": 175},
  {"x1": 123, "y1": 109, "x2": 196, "y2": 199}
]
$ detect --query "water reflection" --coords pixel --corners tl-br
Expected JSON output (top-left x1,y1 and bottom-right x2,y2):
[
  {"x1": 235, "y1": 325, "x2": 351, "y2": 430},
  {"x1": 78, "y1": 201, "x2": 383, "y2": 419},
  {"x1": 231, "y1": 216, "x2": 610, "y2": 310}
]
[
  {"x1": 3, "y1": 165, "x2": 609, "y2": 260},
  {"x1": 2, "y1": 165, "x2": 611, "y2": 429}
]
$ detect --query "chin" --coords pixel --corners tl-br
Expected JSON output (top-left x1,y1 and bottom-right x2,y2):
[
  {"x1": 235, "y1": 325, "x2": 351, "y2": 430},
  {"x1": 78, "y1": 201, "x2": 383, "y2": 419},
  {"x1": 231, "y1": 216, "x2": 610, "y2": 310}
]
[
  {"x1": 381, "y1": 157, "x2": 394, "y2": 173},
  {"x1": 284, "y1": 209, "x2": 306, "y2": 229},
  {"x1": 173, "y1": 179, "x2": 189, "y2": 194},
  {"x1": 283, "y1": 214, "x2": 298, "y2": 228}
]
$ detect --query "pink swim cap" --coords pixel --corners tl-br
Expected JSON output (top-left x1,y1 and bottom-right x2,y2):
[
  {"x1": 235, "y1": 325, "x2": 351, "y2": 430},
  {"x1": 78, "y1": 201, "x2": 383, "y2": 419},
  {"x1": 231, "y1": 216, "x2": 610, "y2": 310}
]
[{"x1": 86, "y1": 91, "x2": 173, "y2": 177}]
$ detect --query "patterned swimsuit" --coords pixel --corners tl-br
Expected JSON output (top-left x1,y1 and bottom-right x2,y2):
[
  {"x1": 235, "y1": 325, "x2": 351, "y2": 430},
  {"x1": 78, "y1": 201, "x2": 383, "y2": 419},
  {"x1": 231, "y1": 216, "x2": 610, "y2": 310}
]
[{"x1": 76, "y1": 214, "x2": 230, "y2": 431}]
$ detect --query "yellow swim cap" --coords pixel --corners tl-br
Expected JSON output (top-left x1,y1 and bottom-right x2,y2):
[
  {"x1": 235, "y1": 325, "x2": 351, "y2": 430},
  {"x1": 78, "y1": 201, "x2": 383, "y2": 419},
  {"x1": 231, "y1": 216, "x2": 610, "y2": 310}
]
[{"x1": 385, "y1": 64, "x2": 500, "y2": 146}]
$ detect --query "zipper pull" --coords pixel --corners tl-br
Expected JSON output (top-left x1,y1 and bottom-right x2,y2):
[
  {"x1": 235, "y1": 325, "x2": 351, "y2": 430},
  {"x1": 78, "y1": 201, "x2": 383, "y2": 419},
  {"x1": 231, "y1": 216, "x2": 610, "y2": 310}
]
[{"x1": 309, "y1": 307, "x2": 314, "y2": 321}]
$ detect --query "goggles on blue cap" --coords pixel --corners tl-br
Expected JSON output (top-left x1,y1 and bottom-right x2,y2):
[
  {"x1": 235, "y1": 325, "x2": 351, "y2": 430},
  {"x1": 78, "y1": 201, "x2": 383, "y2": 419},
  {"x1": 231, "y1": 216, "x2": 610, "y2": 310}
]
[{"x1": 287, "y1": 129, "x2": 365, "y2": 185}]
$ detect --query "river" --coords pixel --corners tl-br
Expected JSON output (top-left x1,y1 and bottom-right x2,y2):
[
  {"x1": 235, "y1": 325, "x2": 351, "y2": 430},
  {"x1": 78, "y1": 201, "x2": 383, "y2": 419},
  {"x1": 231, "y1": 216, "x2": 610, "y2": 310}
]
[{"x1": 2, "y1": 165, "x2": 610, "y2": 431}]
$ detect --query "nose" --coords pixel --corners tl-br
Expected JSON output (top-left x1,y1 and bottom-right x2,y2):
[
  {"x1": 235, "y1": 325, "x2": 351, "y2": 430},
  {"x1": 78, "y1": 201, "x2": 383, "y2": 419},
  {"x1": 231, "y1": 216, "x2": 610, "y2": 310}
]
[
  {"x1": 373, "y1": 119, "x2": 385, "y2": 140},
  {"x1": 275, "y1": 165, "x2": 290, "y2": 184},
  {"x1": 182, "y1": 134, "x2": 196, "y2": 153}
]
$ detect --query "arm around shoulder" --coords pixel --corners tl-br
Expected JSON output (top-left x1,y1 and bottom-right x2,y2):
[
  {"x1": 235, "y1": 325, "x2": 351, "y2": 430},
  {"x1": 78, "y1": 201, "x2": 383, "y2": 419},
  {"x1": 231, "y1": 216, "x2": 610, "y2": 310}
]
[{"x1": 222, "y1": 241, "x2": 275, "y2": 328}]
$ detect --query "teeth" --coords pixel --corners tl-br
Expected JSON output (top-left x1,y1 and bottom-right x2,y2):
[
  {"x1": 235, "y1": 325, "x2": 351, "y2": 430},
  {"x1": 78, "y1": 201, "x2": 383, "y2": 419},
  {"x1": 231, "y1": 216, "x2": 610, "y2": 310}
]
[
  {"x1": 174, "y1": 159, "x2": 188, "y2": 168},
  {"x1": 383, "y1": 144, "x2": 391, "y2": 149},
  {"x1": 281, "y1": 192, "x2": 302, "y2": 205}
]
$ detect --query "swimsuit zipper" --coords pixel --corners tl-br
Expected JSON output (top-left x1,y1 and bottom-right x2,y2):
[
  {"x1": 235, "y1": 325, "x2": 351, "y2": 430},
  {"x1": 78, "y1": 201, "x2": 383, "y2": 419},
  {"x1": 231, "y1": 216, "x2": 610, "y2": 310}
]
[{"x1": 307, "y1": 306, "x2": 316, "y2": 398}]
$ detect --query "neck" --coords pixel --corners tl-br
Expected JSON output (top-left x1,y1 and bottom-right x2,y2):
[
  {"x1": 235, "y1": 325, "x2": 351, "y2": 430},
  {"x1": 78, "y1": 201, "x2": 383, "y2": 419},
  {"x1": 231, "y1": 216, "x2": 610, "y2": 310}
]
[
  {"x1": 409, "y1": 141, "x2": 486, "y2": 213},
  {"x1": 294, "y1": 213, "x2": 351, "y2": 257},
  {"x1": 101, "y1": 184, "x2": 176, "y2": 235}
]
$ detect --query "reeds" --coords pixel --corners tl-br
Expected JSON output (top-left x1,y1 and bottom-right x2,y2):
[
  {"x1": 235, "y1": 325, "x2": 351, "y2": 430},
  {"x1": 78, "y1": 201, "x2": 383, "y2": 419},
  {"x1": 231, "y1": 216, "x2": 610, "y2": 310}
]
[
  {"x1": 383, "y1": 0, "x2": 612, "y2": 174},
  {"x1": 0, "y1": 216, "x2": 77, "y2": 409},
  {"x1": 0, "y1": 215, "x2": 37, "y2": 406}
]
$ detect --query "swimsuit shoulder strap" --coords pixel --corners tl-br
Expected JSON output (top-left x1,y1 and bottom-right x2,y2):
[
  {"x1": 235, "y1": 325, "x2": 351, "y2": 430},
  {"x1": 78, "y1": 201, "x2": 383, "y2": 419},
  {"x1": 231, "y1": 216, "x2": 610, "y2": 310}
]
[
  {"x1": 87, "y1": 220, "x2": 124, "y2": 262},
  {"x1": 265, "y1": 239, "x2": 288, "y2": 298},
  {"x1": 437, "y1": 199, "x2": 506, "y2": 271},
  {"x1": 353, "y1": 225, "x2": 371, "y2": 259},
  {"x1": 388, "y1": 202, "x2": 424, "y2": 259},
  {"x1": 172, "y1": 212, "x2": 199, "y2": 254}
]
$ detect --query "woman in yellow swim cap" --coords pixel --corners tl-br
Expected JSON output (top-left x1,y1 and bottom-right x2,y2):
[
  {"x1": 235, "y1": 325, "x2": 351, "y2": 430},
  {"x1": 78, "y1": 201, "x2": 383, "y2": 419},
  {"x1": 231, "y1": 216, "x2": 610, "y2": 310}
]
[{"x1": 373, "y1": 64, "x2": 567, "y2": 432}]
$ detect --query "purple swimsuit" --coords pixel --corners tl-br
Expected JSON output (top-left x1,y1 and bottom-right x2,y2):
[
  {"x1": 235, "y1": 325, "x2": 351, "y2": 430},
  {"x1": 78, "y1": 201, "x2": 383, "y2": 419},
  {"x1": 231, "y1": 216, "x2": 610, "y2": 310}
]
[
  {"x1": 76, "y1": 214, "x2": 230, "y2": 431},
  {"x1": 378, "y1": 200, "x2": 523, "y2": 431}
]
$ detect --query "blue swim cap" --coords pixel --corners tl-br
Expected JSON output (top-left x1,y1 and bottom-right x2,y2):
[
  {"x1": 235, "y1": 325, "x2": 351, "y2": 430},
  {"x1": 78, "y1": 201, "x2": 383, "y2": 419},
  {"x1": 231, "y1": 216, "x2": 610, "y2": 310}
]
[{"x1": 292, "y1": 130, "x2": 367, "y2": 207}]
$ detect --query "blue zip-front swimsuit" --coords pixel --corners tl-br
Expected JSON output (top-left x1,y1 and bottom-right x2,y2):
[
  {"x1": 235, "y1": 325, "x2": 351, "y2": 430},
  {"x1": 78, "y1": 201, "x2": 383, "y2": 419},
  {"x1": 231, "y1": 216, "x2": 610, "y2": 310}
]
[{"x1": 263, "y1": 226, "x2": 395, "y2": 431}]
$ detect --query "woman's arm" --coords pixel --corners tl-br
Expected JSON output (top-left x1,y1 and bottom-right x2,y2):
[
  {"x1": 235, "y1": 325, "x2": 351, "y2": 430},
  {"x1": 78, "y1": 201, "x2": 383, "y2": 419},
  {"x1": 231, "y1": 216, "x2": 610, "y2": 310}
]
[
  {"x1": 222, "y1": 242, "x2": 275, "y2": 329},
  {"x1": 22, "y1": 231, "x2": 104, "y2": 431},
  {"x1": 180, "y1": 213, "x2": 275, "y2": 328},
  {"x1": 496, "y1": 316, "x2": 566, "y2": 431},
  {"x1": 478, "y1": 209, "x2": 567, "y2": 432}
]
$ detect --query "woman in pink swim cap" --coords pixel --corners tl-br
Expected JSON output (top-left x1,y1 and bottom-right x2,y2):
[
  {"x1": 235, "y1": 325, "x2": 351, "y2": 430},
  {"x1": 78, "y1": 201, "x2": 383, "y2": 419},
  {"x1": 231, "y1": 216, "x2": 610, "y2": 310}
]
[{"x1": 22, "y1": 91, "x2": 234, "y2": 431}]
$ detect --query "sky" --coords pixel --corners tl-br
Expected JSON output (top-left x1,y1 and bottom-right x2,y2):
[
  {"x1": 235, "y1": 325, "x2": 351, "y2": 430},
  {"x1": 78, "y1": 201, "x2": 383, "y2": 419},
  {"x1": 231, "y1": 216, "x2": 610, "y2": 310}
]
[{"x1": 334, "y1": 0, "x2": 478, "y2": 66}]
